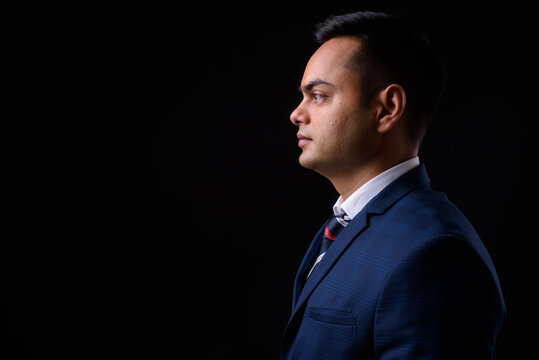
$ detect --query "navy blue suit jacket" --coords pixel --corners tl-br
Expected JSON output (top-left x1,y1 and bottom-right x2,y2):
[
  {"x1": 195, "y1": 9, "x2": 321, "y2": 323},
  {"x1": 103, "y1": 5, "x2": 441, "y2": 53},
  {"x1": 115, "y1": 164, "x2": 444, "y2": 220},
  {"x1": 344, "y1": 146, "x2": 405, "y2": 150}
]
[{"x1": 281, "y1": 164, "x2": 506, "y2": 359}]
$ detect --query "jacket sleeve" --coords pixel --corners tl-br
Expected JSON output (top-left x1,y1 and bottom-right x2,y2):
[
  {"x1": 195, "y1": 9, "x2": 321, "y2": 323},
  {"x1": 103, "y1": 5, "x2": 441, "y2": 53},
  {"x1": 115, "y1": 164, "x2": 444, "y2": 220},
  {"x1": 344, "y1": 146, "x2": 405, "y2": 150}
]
[{"x1": 374, "y1": 235, "x2": 506, "y2": 359}]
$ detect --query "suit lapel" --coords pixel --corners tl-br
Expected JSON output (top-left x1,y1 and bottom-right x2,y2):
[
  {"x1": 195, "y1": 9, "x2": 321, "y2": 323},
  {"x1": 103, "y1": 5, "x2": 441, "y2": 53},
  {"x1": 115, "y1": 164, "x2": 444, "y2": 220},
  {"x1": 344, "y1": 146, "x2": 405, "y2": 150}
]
[
  {"x1": 290, "y1": 211, "x2": 369, "y2": 316},
  {"x1": 284, "y1": 164, "x2": 431, "y2": 337}
]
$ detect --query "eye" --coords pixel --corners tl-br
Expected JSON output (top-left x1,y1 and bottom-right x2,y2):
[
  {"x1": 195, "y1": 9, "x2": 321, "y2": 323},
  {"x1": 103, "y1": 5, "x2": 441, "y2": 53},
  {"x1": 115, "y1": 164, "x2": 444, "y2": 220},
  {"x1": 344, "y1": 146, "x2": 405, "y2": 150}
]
[{"x1": 313, "y1": 93, "x2": 327, "y2": 102}]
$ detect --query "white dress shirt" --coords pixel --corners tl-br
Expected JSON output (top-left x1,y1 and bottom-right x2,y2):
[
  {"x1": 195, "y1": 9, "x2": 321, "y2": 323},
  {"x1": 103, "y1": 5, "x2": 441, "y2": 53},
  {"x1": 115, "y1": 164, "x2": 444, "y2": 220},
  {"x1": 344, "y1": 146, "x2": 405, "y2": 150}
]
[{"x1": 333, "y1": 157, "x2": 420, "y2": 219}]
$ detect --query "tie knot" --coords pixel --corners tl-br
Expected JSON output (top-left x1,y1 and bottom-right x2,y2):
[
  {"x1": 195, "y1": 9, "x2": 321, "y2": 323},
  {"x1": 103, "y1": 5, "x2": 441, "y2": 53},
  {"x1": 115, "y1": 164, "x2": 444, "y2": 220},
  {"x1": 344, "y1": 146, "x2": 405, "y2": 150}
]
[{"x1": 324, "y1": 213, "x2": 349, "y2": 241}]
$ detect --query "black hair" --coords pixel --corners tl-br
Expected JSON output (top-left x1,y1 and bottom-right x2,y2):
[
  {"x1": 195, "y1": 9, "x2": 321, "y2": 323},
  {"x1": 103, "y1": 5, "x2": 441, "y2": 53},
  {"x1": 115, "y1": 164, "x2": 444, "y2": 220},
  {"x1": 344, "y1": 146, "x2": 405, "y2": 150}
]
[{"x1": 314, "y1": 11, "x2": 445, "y2": 144}]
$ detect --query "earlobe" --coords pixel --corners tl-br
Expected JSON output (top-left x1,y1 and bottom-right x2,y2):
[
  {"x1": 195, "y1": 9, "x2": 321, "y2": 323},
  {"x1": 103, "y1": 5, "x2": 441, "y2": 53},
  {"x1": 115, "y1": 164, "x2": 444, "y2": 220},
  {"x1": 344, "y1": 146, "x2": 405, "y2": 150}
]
[{"x1": 375, "y1": 84, "x2": 406, "y2": 133}]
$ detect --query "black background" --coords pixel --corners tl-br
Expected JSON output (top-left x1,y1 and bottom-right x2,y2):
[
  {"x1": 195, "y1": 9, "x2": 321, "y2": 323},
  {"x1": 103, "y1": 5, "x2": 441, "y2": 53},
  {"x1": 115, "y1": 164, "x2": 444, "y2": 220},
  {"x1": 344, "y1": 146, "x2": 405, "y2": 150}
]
[{"x1": 5, "y1": 2, "x2": 538, "y2": 359}]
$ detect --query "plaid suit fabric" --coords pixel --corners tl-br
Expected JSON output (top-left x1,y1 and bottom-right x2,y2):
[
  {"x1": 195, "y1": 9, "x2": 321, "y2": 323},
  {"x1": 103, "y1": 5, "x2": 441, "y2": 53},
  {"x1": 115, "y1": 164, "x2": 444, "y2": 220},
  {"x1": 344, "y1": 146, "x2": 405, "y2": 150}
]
[{"x1": 281, "y1": 164, "x2": 506, "y2": 359}]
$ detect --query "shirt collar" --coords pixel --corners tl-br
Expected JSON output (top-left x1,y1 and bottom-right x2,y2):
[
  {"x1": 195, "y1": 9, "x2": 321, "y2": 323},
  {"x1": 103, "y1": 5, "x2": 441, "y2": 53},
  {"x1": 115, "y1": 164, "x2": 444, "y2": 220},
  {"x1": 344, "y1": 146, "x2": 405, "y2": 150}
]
[{"x1": 333, "y1": 157, "x2": 420, "y2": 219}]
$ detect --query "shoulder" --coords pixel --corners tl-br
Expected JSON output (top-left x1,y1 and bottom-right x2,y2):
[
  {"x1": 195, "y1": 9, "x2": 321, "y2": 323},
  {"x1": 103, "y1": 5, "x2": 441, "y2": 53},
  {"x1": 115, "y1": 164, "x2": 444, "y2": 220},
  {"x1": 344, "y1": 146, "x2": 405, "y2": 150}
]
[
  {"x1": 373, "y1": 185, "x2": 506, "y2": 316},
  {"x1": 375, "y1": 185, "x2": 485, "y2": 250},
  {"x1": 386, "y1": 185, "x2": 469, "y2": 233},
  {"x1": 365, "y1": 185, "x2": 501, "y2": 286}
]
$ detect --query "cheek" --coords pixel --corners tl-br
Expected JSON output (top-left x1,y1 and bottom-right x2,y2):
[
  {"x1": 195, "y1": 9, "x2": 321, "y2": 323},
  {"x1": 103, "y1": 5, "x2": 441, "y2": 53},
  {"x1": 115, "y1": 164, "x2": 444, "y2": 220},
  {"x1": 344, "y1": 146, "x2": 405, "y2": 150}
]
[
  {"x1": 335, "y1": 106, "x2": 372, "y2": 152},
  {"x1": 319, "y1": 100, "x2": 347, "y2": 129},
  {"x1": 328, "y1": 103, "x2": 357, "y2": 136},
  {"x1": 312, "y1": 99, "x2": 368, "y2": 151},
  {"x1": 316, "y1": 109, "x2": 343, "y2": 145}
]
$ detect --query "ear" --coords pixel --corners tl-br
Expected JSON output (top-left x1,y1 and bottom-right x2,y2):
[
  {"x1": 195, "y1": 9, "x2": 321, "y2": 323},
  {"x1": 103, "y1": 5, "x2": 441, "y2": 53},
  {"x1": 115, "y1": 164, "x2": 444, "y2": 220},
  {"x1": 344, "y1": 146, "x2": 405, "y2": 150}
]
[{"x1": 373, "y1": 84, "x2": 406, "y2": 133}]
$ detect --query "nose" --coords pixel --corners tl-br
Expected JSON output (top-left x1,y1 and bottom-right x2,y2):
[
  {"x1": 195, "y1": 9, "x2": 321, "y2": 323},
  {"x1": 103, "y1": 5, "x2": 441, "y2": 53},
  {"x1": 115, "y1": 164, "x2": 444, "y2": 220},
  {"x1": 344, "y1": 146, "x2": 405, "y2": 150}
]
[{"x1": 290, "y1": 100, "x2": 309, "y2": 126}]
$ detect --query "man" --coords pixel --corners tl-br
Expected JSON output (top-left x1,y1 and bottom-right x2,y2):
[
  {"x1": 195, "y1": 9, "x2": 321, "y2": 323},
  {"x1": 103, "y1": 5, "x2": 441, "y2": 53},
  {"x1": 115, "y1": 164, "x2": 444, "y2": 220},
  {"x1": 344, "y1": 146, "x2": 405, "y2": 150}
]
[{"x1": 281, "y1": 11, "x2": 506, "y2": 359}]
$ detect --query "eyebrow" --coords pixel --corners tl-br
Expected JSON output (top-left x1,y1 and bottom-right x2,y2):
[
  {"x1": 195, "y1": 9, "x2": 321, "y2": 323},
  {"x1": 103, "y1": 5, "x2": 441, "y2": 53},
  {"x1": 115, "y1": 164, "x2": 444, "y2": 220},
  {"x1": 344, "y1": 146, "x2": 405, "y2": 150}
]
[{"x1": 298, "y1": 78, "x2": 334, "y2": 93}]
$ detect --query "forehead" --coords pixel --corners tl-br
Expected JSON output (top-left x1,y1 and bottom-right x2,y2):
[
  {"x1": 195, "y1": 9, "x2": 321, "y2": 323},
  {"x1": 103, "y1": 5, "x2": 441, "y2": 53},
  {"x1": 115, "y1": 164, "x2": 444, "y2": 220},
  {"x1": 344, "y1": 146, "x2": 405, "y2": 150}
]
[{"x1": 302, "y1": 36, "x2": 362, "y2": 86}]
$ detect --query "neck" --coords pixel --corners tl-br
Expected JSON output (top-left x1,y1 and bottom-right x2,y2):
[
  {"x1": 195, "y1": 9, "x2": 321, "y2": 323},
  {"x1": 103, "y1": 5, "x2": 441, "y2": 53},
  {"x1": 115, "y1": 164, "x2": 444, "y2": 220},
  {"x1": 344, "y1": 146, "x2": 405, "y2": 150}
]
[{"x1": 330, "y1": 155, "x2": 416, "y2": 201}]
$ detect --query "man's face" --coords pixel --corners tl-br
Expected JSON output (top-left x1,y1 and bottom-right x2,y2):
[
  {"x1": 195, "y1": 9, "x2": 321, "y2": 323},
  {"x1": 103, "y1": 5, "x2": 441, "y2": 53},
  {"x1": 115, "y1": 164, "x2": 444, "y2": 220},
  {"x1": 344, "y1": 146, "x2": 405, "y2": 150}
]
[{"x1": 290, "y1": 37, "x2": 376, "y2": 178}]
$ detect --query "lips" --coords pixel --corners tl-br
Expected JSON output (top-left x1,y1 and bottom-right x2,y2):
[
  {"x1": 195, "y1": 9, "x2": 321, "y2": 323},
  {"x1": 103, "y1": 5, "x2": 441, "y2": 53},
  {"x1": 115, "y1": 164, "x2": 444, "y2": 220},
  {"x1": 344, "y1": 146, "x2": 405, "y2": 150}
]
[{"x1": 297, "y1": 133, "x2": 313, "y2": 148}]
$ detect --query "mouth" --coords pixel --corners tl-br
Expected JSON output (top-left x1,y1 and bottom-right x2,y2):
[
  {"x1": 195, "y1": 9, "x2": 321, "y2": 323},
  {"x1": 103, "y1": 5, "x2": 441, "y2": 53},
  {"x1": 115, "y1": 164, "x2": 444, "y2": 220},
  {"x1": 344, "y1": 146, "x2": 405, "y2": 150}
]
[{"x1": 297, "y1": 133, "x2": 313, "y2": 148}]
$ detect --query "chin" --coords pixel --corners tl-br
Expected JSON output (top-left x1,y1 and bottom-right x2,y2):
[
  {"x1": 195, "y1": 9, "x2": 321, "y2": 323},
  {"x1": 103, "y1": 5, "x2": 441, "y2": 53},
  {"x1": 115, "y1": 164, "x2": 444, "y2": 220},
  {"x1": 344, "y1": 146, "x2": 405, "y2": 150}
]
[
  {"x1": 298, "y1": 153, "x2": 312, "y2": 169},
  {"x1": 298, "y1": 152, "x2": 319, "y2": 170}
]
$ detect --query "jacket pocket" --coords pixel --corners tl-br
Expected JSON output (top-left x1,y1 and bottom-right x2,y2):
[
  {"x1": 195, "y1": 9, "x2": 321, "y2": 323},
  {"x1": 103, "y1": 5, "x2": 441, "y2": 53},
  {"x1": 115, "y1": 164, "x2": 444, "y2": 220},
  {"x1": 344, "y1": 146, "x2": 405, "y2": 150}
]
[{"x1": 305, "y1": 307, "x2": 357, "y2": 326}]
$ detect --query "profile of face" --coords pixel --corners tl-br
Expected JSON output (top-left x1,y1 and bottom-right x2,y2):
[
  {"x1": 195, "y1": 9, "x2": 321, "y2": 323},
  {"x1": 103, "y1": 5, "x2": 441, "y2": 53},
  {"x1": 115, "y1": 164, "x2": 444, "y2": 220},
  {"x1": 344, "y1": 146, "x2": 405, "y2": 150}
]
[{"x1": 290, "y1": 37, "x2": 378, "y2": 179}]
